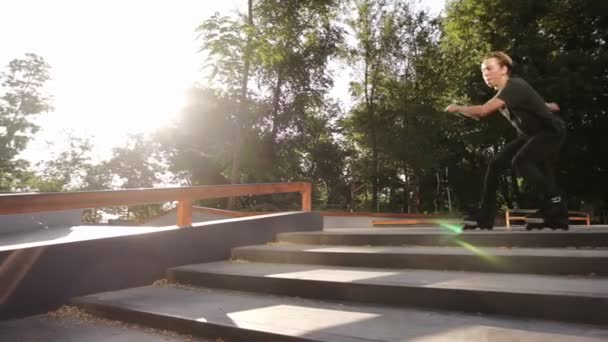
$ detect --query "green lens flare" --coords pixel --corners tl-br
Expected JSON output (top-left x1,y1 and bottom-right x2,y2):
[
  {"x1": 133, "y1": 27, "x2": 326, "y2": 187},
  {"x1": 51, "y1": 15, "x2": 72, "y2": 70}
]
[
  {"x1": 453, "y1": 239, "x2": 502, "y2": 265},
  {"x1": 434, "y1": 220, "x2": 503, "y2": 266},
  {"x1": 436, "y1": 220, "x2": 463, "y2": 235}
]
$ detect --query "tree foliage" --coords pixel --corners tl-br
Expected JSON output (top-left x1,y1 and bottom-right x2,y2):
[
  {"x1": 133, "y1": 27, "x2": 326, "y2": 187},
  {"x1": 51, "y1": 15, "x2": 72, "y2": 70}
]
[
  {"x1": 6, "y1": 0, "x2": 606, "y2": 220},
  {"x1": 441, "y1": 0, "x2": 608, "y2": 212},
  {"x1": 0, "y1": 53, "x2": 52, "y2": 190}
]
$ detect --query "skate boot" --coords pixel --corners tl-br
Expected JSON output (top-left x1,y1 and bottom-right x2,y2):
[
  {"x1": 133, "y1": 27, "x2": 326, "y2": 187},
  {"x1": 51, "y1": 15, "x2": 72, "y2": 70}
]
[
  {"x1": 462, "y1": 211, "x2": 493, "y2": 231},
  {"x1": 525, "y1": 196, "x2": 569, "y2": 231},
  {"x1": 524, "y1": 210, "x2": 545, "y2": 230}
]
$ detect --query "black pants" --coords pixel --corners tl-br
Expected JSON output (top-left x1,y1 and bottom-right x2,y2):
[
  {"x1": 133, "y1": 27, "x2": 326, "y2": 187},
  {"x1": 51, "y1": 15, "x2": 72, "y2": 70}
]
[{"x1": 479, "y1": 126, "x2": 566, "y2": 218}]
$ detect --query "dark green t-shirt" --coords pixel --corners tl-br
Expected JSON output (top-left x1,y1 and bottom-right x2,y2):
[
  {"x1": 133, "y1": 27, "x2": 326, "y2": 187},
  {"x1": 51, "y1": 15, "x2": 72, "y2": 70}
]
[{"x1": 495, "y1": 77, "x2": 564, "y2": 136}]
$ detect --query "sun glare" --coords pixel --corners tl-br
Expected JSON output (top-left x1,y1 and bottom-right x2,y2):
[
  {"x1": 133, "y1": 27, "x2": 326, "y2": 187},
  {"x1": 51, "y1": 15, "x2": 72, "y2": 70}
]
[
  {"x1": 2, "y1": 0, "x2": 245, "y2": 162},
  {"x1": 35, "y1": 37, "x2": 196, "y2": 161},
  {"x1": 51, "y1": 57, "x2": 189, "y2": 135},
  {"x1": 43, "y1": 3, "x2": 201, "y2": 141}
]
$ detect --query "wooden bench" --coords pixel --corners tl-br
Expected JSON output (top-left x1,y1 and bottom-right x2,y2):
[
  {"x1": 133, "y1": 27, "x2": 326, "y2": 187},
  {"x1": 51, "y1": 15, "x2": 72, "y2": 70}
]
[{"x1": 505, "y1": 209, "x2": 590, "y2": 229}]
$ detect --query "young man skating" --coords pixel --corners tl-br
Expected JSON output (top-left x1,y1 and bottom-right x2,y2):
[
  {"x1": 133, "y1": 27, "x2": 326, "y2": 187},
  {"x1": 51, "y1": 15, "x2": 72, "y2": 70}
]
[{"x1": 446, "y1": 51, "x2": 568, "y2": 230}]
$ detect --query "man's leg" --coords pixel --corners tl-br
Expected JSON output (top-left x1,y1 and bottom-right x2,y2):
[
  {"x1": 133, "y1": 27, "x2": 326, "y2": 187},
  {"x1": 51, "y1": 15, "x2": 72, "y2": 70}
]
[
  {"x1": 512, "y1": 130, "x2": 567, "y2": 228},
  {"x1": 464, "y1": 137, "x2": 527, "y2": 229}
]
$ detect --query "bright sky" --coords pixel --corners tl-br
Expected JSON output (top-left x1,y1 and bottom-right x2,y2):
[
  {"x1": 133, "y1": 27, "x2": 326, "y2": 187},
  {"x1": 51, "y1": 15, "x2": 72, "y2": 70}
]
[{"x1": 1, "y1": 0, "x2": 445, "y2": 164}]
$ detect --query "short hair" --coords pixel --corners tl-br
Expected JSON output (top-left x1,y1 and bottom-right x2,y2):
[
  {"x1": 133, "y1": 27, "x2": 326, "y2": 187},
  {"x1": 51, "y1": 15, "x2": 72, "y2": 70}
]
[{"x1": 483, "y1": 51, "x2": 513, "y2": 75}]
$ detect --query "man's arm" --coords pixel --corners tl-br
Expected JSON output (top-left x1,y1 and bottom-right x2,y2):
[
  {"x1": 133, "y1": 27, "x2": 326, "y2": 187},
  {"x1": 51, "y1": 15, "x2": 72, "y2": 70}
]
[
  {"x1": 445, "y1": 98, "x2": 505, "y2": 119},
  {"x1": 546, "y1": 102, "x2": 560, "y2": 112}
]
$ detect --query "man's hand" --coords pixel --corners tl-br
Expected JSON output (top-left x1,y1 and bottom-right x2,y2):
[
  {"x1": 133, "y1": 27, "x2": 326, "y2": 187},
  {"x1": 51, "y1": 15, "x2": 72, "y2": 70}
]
[
  {"x1": 546, "y1": 102, "x2": 560, "y2": 112},
  {"x1": 445, "y1": 104, "x2": 480, "y2": 121},
  {"x1": 445, "y1": 104, "x2": 460, "y2": 113}
]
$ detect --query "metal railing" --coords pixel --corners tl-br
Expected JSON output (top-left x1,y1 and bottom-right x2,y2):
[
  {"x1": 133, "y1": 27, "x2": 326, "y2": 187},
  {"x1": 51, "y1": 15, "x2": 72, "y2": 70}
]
[{"x1": 0, "y1": 182, "x2": 312, "y2": 228}]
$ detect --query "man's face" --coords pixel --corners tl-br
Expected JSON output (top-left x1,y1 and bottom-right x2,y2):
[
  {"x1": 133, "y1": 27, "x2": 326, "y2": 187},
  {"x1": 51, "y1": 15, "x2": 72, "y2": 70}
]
[{"x1": 481, "y1": 57, "x2": 507, "y2": 88}]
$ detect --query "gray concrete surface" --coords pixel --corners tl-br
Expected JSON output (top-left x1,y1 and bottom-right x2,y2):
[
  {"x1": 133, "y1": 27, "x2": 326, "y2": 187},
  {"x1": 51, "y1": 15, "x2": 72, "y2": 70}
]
[
  {"x1": 0, "y1": 209, "x2": 82, "y2": 235},
  {"x1": 277, "y1": 227, "x2": 608, "y2": 247},
  {"x1": 0, "y1": 211, "x2": 322, "y2": 320},
  {"x1": 171, "y1": 261, "x2": 608, "y2": 298},
  {"x1": 0, "y1": 225, "x2": 175, "y2": 252},
  {"x1": 230, "y1": 244, "x2": 608, "y2": 275},
  {"x1": 169, "y1": 261, "x2": 608, "y2": 324},
  {"x1": 233, "y1": 244, "x2": 608, "y2": 258},
  {"x1": 0, "y1": 314, "x2": 210, "y2": 341},
  {"x1": 73, "y1": 285, "x2": 608, "y2": 342}
]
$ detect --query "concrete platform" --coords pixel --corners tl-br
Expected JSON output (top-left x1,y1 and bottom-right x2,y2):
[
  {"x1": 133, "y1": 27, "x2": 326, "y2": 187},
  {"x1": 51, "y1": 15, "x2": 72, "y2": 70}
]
[
  {"x1": 168, "y1": 261, "x2": 608, "y2": 324},
  {"x1": 0, "y1": 225, "x2": 176, "y2": 252},
  {"x1": 230, "y1": 244, "x2": 608, "y2": 275},
  {"x1": 6, "y1": 218, "x2": 608, "y2": 340},
  {"x1": 0, "y1": 312, "x2": 209, "y2": 341},
  {"x1": 72, "y1": 285, "x2": 608, "y2": 342},
  {"x1": 0, "y1": 212, "x2": 321, "y2": 320},
  {"x1": 278, "y1": 227, "x2": 608, "y2": 247}
]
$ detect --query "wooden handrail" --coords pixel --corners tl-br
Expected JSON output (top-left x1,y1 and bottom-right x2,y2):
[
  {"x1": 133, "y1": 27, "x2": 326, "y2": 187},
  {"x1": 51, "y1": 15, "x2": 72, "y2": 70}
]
[{"x1": 0, "y1": 182, "x2": 312, "y2": 227}]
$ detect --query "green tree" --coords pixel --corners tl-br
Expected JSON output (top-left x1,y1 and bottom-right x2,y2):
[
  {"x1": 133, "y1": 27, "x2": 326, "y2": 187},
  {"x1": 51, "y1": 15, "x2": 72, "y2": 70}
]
[
  {"x1": 345, "y1": 0, "x2": 452, "y2": 212},
  {"x1": 192, "y1": 0, "x2": 345, "y2": 210},
  {"x1": 156, "y1": 87, "x2": 232, "y2": 186},
  {"x1": 108, "y1": 134, "x2": 162, "y2": 189},
  {"x1": 0, "y1": 53, "x2": 52, "y2": 190},
  {"x1": 346, "y1": 0, "x2": 399, "y2": 211},
  {"x1": 28, "y1": 134, "x2": 94, "y2": 192},
  {"x1": 228, "y1": 0, "x2": 254, "y2": 209},
  {"x1": 107, "y1": 134, "x2": 165, "y2": 221},
  {"x1": 441, "y1": 0, "x2": 608, "y2": 213},
  {"x1": 80, "y1": 161, "x2": 115, "y2": 223}
]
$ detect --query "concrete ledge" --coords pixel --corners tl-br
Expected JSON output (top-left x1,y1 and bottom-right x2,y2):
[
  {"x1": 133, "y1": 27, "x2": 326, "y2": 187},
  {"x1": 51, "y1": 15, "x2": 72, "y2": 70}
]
[
  {"x1": 0, "y1": 209, "x2": 82, "y2": 235},
  {"x1": 0, "y1": 314, "x2": 206, "y2": 341},
  {"x1": 231, "y1": 244, "x2": 608, "y2": 276},
  {"x1": 0, "y1": 211, "x2": 321, "y2": 320},
  {"x1": 277, "y1": 228, "x2": 608, "y2": 247}
]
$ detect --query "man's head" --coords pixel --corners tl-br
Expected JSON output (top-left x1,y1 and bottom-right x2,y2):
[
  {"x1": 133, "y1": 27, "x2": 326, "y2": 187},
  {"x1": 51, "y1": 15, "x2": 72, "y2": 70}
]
[{"x1": 481, "y1": 51, "x2": 512, "y2": 89}]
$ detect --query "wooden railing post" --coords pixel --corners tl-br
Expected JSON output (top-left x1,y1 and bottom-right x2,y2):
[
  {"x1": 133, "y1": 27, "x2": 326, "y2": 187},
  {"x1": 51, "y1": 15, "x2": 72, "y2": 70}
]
[
  {"x1": 177, "y1": 199, "x2": 192, "y2": 227},
  {"x1": 301, "y1": 183, "x2": 312, "y2": 211}
]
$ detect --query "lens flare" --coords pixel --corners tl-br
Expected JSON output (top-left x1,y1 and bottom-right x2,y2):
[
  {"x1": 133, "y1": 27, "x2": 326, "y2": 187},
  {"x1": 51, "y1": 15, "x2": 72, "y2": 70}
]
[
  {"x1": 434, "y1": 219, "x2": 504, "y2": 267},
  {"x1": 453, "y1": 239, "x2": 503, "y2": 266},
  {"x1": 436, "y1": 219, "x2": 463, "y2": 235}
]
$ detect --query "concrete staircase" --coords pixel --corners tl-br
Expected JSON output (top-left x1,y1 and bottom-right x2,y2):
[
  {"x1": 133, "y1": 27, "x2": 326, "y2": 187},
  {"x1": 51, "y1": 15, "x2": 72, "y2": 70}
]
[{"x1": 65, "y1": 228, "x2": 608, "y2": 341}]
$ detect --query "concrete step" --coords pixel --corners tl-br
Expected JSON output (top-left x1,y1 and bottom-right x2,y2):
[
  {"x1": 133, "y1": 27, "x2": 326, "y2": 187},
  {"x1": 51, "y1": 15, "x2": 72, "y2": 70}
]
[
  {"x1": 277, "y1": 228, "x2": 608, "y2": 248},
  {"x1": 72, "y1": 285, "x2": 608, "y2": 342},
  {"x1": 231, "y1": 244, "x2": 608, "y2": 276},
  {"x1": 0, "y1": 310, "x2": 209, "y2": 341},
  {"x1": 168, "y1": 261, "x2": 608, "y2": 325}
]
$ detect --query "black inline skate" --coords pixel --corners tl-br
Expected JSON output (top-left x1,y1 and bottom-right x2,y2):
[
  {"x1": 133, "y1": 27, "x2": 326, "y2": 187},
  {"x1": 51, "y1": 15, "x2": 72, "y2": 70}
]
[
  {"x1": 525, "y1": 196, "x2": 569, "y2": 230},
  {"x1": 462, "y1": 210, "x2": 494, "y2": 230}
]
